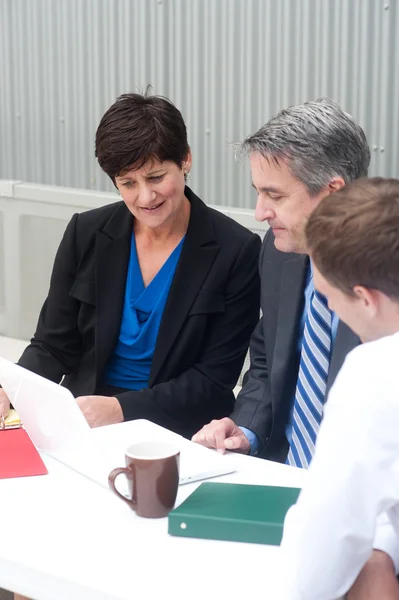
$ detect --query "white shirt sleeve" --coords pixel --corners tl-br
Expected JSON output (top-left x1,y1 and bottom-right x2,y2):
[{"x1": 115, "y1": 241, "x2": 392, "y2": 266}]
[
  {"x1": 279, "y1": 343, "x2": 399, "y2": 600},
  {"x1": 373, "y1": 512, "x2": 399, "y2": 573}
]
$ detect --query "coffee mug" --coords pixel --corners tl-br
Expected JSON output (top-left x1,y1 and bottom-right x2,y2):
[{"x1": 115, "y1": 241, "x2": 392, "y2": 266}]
[{"x1": 108, "y1": 441, "x2": 180, "y2": 518}]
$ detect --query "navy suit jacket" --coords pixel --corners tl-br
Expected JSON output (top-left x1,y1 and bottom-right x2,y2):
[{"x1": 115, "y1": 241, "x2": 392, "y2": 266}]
[{"x1": 231, "y1": 229, "x2": 359, "y2": 461}]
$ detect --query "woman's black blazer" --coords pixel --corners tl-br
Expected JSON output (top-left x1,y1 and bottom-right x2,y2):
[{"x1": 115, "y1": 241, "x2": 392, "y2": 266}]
[{"x1": 18, "y1": 187, "x2": 261, "y2": 438}]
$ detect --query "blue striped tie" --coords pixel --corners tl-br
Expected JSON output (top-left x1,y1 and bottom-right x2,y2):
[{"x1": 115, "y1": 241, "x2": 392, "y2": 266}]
[{"x1": 287, "y1": 290, "x2": 332, "y2": 469}]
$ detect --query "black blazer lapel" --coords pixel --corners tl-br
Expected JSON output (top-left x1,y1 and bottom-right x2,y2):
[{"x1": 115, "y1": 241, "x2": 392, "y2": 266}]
[
  {"x1": 327, "y1": 320, "x2": 360, "y2": 393},
  {"x1": 150, "y1": 188, "x2": 219, "y2": 384},
  {"x1": 270, "y1": 253, "x2": 308, "y2": 410},
  {"x1": 95, "y1": 203, "x2": 133, "y2": 383}
]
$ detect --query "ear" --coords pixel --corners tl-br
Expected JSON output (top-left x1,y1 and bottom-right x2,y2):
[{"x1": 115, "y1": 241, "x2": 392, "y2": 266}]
[
  {"x1": 182, "y1": 148, "x2": 192, "y2": 174},
  {"x1": 352, "y1": 285, "x2": 379, "y2": 317},
  {"x1": 328, "y1": 176, "x2": 346, "y2": 193}
]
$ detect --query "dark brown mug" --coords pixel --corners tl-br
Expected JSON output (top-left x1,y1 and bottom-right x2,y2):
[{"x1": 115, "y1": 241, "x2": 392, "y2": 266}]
[{"x1": 108, "y1": 441, "x2": 180, "y2": 518}]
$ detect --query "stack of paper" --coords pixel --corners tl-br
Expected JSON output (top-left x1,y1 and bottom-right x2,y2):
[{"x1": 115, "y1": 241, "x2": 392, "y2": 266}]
[{"x1": 3, "y1": 409, "x2": 21, "y2": 429}]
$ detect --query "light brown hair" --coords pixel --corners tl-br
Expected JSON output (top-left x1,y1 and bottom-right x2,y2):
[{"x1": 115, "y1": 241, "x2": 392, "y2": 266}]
[{"x1": 305, "y1": 177, "x2": 399, "y2": 300}]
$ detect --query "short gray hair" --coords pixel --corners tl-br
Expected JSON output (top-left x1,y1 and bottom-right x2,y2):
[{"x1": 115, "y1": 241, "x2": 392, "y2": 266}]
[{"x1": 239, "y1": 98, "x2": 370, "y2": 196}]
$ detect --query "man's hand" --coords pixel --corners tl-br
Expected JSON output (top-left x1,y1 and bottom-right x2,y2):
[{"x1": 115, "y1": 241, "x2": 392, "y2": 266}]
[
  {"x1": 191, "y1": 417, "x2": 250, "y2": 454},
  {"x1": 0, "y1": 388, "x2": 10, "y2": 419},
  {"x1": 76, "y1": 395, "x2": 124, "y2": 428},
  {"x1": 347, "y1": 550, "x2": 399, "y2": 600}
]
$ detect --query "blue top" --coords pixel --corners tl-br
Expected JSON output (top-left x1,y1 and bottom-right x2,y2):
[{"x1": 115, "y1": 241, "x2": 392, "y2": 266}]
[
  {"x1": 241, "y1": 261, "x2": 339, "y2": 454},
  {"x1": 104, "y1": 234, "x2": 185, "y2": 390}
]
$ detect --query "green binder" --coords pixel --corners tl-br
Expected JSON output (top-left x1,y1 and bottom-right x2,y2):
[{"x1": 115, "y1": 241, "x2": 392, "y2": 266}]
[{"x1": 168, "y1": 482, "x2": 301, "y2": 545}]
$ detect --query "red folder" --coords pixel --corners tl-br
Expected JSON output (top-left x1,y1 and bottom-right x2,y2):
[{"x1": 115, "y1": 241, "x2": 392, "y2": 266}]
[{"x1": 0, "y1": 428, "x2": 48, "y2": 479}]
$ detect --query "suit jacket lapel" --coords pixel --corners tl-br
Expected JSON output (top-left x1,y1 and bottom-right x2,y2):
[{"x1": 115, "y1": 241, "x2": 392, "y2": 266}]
[
  {"x1": 95, "y1": 203, "x2": 133, "y2": 383},
  {"x1": 271, "y1": 254, "x2": 359, "y2": 400},
  {"x1": 327, "y1": 320, "x2": 360, "y2": 393},
  {"x1": 150, "y1": 188, "x2": 219, "y2": 384},
  {"x1": 270, "y1": 253, "x2": 308, "y2": 408}
]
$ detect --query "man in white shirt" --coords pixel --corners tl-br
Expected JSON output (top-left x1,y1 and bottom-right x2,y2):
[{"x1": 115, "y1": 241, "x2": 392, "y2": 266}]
[{"x1": 280, "y1": 177, "x2": 399, "y2": 599}]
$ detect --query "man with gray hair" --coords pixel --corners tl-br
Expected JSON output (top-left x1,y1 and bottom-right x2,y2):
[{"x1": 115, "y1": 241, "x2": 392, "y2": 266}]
[
  {"x1": 193, "y1": 98, "x2": 399, "y2": 597},
  {"x1": 193, "y1": 97, "x2": 368, "y2": 463}
]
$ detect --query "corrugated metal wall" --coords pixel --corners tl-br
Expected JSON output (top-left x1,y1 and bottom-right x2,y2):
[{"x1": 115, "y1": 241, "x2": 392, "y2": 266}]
[{"x1": 1, "y1": 0, "x2": 398, "y2": 208}]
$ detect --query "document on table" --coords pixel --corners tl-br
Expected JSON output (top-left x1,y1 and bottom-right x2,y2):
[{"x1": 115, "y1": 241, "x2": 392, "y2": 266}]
[{"x1": 2, "y1": 409, "x2": 22, "y2": 429}]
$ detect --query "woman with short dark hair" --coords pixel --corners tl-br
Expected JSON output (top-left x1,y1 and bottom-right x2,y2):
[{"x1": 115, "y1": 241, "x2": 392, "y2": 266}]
[{"x1": 0, "y1": 92, "x2": 260, "y2": 438}]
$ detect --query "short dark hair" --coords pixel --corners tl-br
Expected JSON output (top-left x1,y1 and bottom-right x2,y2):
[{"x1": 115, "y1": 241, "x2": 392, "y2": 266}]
[
  {"x1": 238, "y1": 98, "x2": 370, "y2": 196},
  {"x1": 305, "y1": 178, "x2": 399, "y2": 301},
  {"x1": 95, "y1": 92, "x2": 190, "y2": 182}
]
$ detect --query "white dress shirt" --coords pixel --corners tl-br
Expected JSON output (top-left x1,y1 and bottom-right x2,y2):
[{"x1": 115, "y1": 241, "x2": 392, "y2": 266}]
[{"x1": 278, "y1": 331, "x2": 399, "y2": 600}]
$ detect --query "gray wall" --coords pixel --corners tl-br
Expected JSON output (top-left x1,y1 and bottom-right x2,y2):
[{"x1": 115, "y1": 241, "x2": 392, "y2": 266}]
[{"x1": 1, "y1": 0, "x2": 398, "y2": 209}]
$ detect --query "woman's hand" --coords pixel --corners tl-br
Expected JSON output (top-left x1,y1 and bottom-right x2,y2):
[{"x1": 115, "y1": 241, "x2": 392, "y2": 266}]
[
  {"x1": 76, "y1": 395, "x2": 124, "y2": 428},
  {"x1": 0, "y1": 388, "x2": 10, "y2": 420}
]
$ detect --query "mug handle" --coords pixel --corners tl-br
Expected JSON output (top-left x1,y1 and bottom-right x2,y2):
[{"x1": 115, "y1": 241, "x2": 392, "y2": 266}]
[{"x1": 108, "y1": 467, "x2": 136, "y2": 508}]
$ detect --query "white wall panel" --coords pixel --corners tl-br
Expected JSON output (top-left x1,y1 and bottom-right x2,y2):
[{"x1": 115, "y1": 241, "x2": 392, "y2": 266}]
[
  {"x1": 0, "y1": 212, "x2": 4, "y2": 313},
  {"x1": 19, "y1": 214, "x2": 70, "y2": 337},
  {"x1": 1, "y1": 0, "x2": 398, "y2": 209}
]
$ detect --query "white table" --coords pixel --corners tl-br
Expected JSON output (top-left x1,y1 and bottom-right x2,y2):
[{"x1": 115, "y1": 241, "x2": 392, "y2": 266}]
[{"x1": 0, "y1": 420, "x2": 307, "y2": 600}]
